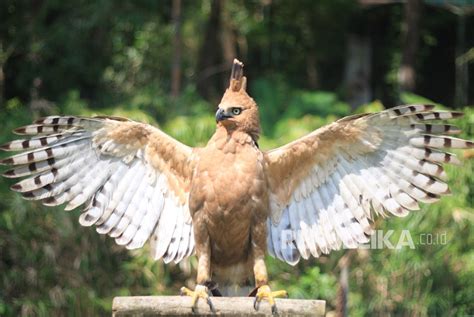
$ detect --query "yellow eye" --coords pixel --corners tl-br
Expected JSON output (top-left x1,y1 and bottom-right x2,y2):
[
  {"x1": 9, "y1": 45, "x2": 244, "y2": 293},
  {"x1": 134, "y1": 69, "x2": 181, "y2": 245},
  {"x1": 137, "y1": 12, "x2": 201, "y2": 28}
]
[{"x1": 232, "y1": 108, "x2": 242, "y2": 115}]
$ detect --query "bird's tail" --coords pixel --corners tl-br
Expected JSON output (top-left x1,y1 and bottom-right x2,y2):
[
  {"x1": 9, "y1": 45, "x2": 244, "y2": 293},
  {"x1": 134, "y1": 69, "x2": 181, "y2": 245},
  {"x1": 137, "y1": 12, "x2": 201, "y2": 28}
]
[{"x1": 217, "y1": 284, "x2": 253, "y2": 297}]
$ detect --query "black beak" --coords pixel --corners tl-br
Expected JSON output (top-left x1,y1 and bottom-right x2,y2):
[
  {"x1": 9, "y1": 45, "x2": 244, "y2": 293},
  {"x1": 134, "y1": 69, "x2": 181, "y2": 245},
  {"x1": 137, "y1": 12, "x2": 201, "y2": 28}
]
[{"x1": 215, "y1": 108, "x2": 230, "y2": 122}]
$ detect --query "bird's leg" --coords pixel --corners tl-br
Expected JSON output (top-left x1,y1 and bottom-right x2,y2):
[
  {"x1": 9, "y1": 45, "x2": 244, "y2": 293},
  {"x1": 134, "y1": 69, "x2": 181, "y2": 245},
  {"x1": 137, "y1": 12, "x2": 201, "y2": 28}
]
[
  {"x1": 252, "y1": 257, "x2": 288, "y2": 315},
  {"x1": 180, "y1": 233, "x2": 216, "y2": 314},
  {"x1": 180, "y1": 284, "x2": 215, "y2": 314},
  {"x1": 250, "y1": 220, "x2": 288, "y2": 315}
]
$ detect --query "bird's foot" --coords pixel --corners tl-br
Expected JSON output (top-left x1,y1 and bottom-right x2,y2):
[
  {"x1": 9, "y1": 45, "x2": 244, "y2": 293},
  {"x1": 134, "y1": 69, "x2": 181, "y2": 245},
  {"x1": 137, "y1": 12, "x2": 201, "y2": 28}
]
[
  {"x1": 253, "y1": 284, "x2": 288, "y2": 315},
  {"x1": 180, "y1": 284, "x2": 216, "y2": 314}
]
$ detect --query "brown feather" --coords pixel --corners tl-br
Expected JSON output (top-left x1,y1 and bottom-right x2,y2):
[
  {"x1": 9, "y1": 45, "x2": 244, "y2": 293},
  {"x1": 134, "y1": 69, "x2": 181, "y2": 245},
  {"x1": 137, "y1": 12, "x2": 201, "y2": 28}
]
[{"x1": 2, "y1": 58, "x2": 472, "y2": 298}]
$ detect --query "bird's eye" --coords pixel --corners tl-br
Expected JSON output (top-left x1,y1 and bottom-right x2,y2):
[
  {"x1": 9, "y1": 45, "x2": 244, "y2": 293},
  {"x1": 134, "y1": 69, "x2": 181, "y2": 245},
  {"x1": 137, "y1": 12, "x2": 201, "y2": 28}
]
[{"x1": 232, "y1": 108, "x2": 242, "y2": 115}]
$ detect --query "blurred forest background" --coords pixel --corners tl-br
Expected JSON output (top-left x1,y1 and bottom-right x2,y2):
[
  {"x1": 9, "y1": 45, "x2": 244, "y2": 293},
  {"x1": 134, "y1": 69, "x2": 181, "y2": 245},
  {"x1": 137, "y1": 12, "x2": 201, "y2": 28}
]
[{"x1": 0, "y1": 0, "x2": 473, "y2": 316}]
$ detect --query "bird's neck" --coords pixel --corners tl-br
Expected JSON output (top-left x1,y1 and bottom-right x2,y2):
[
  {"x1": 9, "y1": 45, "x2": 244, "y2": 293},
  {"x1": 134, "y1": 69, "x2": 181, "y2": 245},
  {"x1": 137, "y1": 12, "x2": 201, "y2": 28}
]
[{"x1": 210, "y1": 126, "x2": 258, "y2": 151}]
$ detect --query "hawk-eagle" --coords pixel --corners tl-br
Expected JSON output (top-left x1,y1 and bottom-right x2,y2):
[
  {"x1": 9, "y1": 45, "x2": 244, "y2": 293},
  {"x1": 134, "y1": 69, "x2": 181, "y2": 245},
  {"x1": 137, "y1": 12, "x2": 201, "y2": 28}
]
[{"x1": 1, "y1": 59, "x2": 472, "y2": 314}]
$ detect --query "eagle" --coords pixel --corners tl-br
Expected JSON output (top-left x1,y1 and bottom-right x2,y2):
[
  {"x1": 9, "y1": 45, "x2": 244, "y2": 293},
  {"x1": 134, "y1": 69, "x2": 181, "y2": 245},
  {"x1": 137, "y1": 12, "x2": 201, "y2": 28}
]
[{"x1": 1, "y1": 59, "x2": 472, "y2": 314}]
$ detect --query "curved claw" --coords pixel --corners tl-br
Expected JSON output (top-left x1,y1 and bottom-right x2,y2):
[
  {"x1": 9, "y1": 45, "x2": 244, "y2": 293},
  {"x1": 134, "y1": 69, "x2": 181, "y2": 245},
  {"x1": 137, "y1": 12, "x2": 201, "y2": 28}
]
[
  {"x1": 253, "y1": 296, "x2": 260, "y2": 311},
  {"x1": 180, "y1": 285, "x2": 216, "y2": 315},
  {"x1": 271, "y1": 304, "x2": 278, "y2": 315},
  {"x1": 253, "y1": 285, "x2": 287, "y2": 315},
  {"x1": 207, "y1": 297, "x2": 216, "y2": 314}
]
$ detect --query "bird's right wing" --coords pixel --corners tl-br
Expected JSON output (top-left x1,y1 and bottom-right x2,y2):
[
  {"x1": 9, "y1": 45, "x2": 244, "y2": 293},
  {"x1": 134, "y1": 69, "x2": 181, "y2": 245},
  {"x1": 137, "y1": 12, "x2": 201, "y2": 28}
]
[
  {"x1": 1, "y1": 116, "x2": 197, "y2": 263},
  {"x1": 264, "y1": 105, "x2": 472, "y2": 265}
]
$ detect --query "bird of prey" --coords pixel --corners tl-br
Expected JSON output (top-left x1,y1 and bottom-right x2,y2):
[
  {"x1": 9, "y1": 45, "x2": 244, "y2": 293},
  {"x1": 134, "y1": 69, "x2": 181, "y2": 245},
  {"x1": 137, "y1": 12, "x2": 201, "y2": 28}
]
[{"x1": 1, "y1": 59, "x2": 472, "y2": 314}]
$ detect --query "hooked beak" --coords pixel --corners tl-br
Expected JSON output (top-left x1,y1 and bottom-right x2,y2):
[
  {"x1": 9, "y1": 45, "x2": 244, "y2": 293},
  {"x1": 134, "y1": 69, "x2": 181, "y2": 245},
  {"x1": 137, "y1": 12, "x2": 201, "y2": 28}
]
[{"x1": 215, "y1": 108, "x2": 231, "y2": 122}]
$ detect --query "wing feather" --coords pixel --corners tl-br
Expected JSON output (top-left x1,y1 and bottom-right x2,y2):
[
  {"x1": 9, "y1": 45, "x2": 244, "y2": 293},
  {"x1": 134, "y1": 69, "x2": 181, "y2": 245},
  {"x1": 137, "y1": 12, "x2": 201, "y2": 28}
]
[
  {"x1": 124, "y1": 180, "x2": 165, "y2": 249},
  {"x1": 163, "y1": 203, "x2": 184, "y2": 263},
  {"x1": 96, "y1": 161, "x2": 146, "y2": 235},
  {"x1": 288, "y1": 200, "x2": 309, "y2": 259},
  {"x1": 308, "y1": 189, "x2": 331, "y2": 254},
  {"x1": 79, "y1": 163, "x2": 128, "y2": 226},
  {"x1": 266, "y1": 105, "x2": 471, "y2": 264},
  {"x1": 109, "y1": 168, "x2": 151, "y2": 238},
  {"x1": 299, "y1": 199, "x2": 318, "y2": 257},
  {"x1": 174, "y1": 220, "x2": 192, "y2": 264},
  {"x1": 1, "y1": 116, "x2": 195, "y2": 263},
  {"x1": 151, "y1": 194, "x2": 179, "y2": 260}
]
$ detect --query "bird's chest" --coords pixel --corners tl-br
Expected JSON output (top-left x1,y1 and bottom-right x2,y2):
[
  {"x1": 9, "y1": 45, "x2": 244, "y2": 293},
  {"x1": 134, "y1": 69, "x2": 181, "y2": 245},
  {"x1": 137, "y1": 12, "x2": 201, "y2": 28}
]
[
  {"x1": 189, "y1": 138, "x2": 268, "y2": 264},
  {"x1": 190, "y1": 141, "x2": 267, "y2": 217}
]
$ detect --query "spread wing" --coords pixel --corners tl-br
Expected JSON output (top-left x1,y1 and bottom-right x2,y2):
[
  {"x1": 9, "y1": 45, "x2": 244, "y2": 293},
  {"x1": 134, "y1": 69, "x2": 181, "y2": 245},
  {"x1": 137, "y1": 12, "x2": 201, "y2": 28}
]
[
  {"x1": 0, "y1": 116, "x2": 196, "y2": 264},
  {"x1": 264, "y1": 105, "x2": 473, "y2": 265}
]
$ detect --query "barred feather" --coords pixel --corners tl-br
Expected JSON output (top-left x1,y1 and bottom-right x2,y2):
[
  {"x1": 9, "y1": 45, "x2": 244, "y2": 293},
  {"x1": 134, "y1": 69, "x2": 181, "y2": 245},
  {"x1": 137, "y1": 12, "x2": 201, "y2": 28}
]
[
  {"x1": 406, "y1": 111, "x2": 464, "y2": 121},
  {"x1": 410, "y1": 124, "x2": 461, "y2": 135},
  {"x1": 1, "y1": 115, "x2": 194, "y2": 263},
  {"x1": 410, "y1": 135, "x2": 474, "y2": 149},
  {"x1": 267, "y1": 104, "x2": 471, "y2": 264},
  {"x1": 124, "y1": 182, "x2": 165, "y2": 249},
  {"x1": 0, "y1": 132, "x2": 86, "y2": 151},
  {"x1": 163, "y1": 204, "x2": 184, "y2": 264},
  {"x1": 387, "y1": 104, "x2": 435, "y2": 117},
  {"x1": 151, "y1": 195, "x2": 179, "y2": 260}
]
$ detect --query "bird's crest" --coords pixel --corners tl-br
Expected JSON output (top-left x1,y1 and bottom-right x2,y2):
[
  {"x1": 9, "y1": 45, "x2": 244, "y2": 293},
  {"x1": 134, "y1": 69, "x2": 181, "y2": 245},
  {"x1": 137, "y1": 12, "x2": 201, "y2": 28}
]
[{"x1": 229, "y1": 59, "x2": 247, "y2": 92}]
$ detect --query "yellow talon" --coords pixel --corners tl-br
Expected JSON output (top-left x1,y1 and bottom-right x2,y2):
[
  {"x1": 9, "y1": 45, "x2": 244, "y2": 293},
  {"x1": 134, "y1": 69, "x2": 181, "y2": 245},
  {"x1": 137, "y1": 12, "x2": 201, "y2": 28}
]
[
  {"x1": 180, "y1": 284, "x2": 216, "y2": 314},
  {"x1": 253, "y1": 284, "x2": 288, "y2": 315}
]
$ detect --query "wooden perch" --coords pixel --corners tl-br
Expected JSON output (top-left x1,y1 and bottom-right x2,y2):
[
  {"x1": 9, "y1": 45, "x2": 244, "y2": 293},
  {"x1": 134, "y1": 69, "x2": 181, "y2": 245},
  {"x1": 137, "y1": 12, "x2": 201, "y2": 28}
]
[{"x1": 112, "y1": 296, "x2": 326, "y2": 316}]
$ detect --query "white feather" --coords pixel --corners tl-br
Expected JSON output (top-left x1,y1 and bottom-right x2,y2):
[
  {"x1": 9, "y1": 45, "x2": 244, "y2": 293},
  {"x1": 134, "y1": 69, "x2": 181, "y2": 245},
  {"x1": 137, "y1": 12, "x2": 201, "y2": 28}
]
[
  {"x1": 288, "y1": 200, "x2": 308, "y2": 259},
  {"x1": 65, "y1": 158, "x2": 117, "y2": 210},
  {"x1": 266, "y1": 220, "x2": 276, "y2": 258},
  {"x1": 151, "y1": 194, "x2": 179, "y2": 260},
  {"x1": 109, "y1": 168, "x2": 151, "y2": 238},
  {"x1": 96, "y1": 163, "x2": 146, "y2": 234},
  {"x1": 298, "y1": 199, "x2": 316, "y2": 257},
  {"x1": 308, "y1": 190, "x2": 331, "y2": 254},
  {"x1": 120, "y1": 182, "x2": 160, "y2": 248},
  {"x1": 163, "y1": 203, "x2": 184, "y2": 263},
  {"x1": 174, "y1": 221, "x2": 191, "y2": 264},
  {"x1": 96, "y1": 160, "x2": 141, "y2": 226},
  {"x1": 125, "y1": 175, "x2": 166, "y2": 248}
]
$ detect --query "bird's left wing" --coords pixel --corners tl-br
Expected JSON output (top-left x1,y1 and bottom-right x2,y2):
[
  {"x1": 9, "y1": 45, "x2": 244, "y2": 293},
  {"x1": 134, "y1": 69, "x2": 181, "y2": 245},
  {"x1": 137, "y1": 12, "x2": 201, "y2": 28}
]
[
  {"x1": 1, "y1": 116, "x2": 196, "y2": 263},
  {"x1": 264, "y1": 105, "x2": 473, "y2": 265}
]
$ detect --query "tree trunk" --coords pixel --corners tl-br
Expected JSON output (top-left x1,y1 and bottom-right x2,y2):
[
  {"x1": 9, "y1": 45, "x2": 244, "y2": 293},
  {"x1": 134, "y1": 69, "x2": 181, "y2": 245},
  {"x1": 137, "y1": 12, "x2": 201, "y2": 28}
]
[
  {"x1": 0, "y1": 42, "x2": 13, "y2": 109},
  {"x1": 398, "y1": 0, "x2": 423, "y2": 92},
  {"x1": 454, "y1": 12, "x2": 468, "y2": 107},
  {"x1": 0, "y1": 64, "x2": 4, "y2": 108},
  {"x1": 220, "y1": 4, "x2": 237, "y2": 88},
  {"x1": 171, "y1": 0, "x2": 182, "y2": 98},
  {"x1": 344, "y1": 35, "x2": 372, "y2": 109},
  {"x1": 336, "y1": 253, "x2": 351, "y2": 317},
  {"x1": 196, "y1": 0, "x2": 223, "y2": 102},
  {"x1": 306, "y1": 52, "x2": 319, "y2": 90}
]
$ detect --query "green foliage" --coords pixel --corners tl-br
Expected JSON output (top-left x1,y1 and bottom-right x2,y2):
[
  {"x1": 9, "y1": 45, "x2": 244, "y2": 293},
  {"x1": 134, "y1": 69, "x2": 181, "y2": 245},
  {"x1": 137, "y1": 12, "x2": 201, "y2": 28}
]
[
  {"x1": 268, "y1": 258, "x2": 338, "y2": 301},
  {"x1": 354, "y1": 100, "x2": 385, "y2": 114},
  {"x1": 400, "y1": 92, "x2": 444, "y2": 108},
  {"x1": 1, "y1": 1, "x2": 473, "y2": 316},
  {"x1": 251, "y1": 77, "x2": 292, "y2": 136},
  {"x1": 3, "y1": 93, "x2": 471, "y2": 316},
  {"x1": 163, "y1": 114, "x2": 215, "y2": 146},
  {"x1": 342, "y1": 106, "x2": 474, "y2": 316},
  {"x1": 251, "y1": 77, "x2": 350, "y2": 138},
  {"x1": 284, "y1": 90, "x2": 350, "y2": 119}
]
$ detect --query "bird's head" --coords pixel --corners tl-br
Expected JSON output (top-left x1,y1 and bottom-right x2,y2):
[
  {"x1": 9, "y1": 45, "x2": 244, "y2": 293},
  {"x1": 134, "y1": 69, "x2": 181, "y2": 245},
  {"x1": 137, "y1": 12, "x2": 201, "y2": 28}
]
[{"x1": 216, "y1": 59, "x2": 260, "y2": 140}]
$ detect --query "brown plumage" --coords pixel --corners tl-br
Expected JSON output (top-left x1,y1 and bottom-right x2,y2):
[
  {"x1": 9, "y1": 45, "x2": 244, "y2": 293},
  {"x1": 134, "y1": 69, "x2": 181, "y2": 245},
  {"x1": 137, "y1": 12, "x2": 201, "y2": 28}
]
[
  {"x1": 190, "y1": 64, "x2": 269, "y2": 290},
  {"x1": 1, "y1": 59, "x2": 473, "y2": 314}
]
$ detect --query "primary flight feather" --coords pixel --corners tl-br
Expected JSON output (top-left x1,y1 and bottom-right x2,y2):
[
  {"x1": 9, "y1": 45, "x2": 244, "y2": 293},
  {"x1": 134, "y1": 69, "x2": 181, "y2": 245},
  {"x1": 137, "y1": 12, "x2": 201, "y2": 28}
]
[{"x1": 1, "y1": 59, "x2": 472, "y2": 314}]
